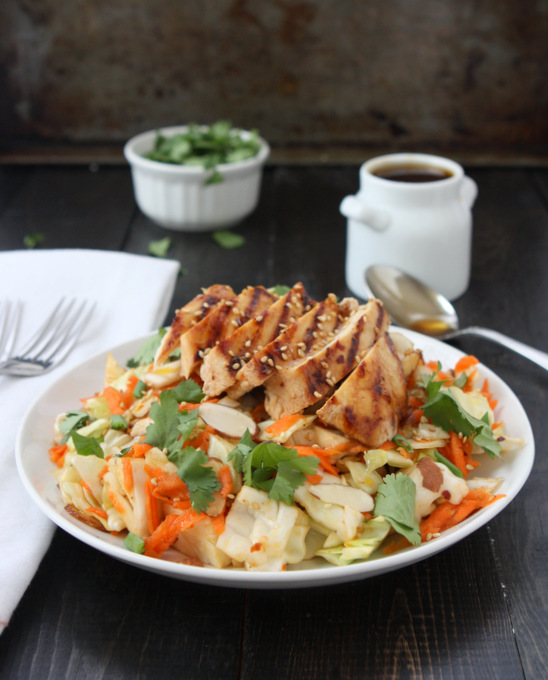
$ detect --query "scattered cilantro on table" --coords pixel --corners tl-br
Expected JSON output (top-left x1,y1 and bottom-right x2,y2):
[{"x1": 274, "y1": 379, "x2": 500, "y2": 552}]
[
  {"x1": 23, "y1": 232, "x2": 45, "y2": 249},
  {"x1": 212, "y1": 230, "x2": 245, "y2": 249},
  {"x1": 148, "y1": 237, "x2": 172, "y2": 258}
]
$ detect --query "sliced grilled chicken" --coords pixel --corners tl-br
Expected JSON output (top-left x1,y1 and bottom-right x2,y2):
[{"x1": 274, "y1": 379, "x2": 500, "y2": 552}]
[
  {"x1": 179, "y1": 285, "x2": 277, "y2": 378},
  {"x1": 317, "y1": 333, "x2": 407, "y2": 448},
  {"x1": 263, "y1": 298, "x2": 390, "y2": 419},
  {"x1": 227, "y1": 293, "x2": 353, "y2": 399},
  {"x1": 200, "y1": 282, "x2": 314, "y2": 397},
  {"x1": 154, "y1": 284, "x2": 235, "y2": 367}
]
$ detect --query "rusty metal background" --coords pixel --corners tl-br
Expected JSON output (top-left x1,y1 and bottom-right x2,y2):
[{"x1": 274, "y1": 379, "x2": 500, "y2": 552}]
[{"x1": 1, "y1": 0, "x2": 547, "y2": 161}]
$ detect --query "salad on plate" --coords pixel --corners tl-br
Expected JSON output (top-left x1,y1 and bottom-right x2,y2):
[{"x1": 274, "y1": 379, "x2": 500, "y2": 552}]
[{"x1": 48, "y1": 283, "x2": 523, "y2": 572}]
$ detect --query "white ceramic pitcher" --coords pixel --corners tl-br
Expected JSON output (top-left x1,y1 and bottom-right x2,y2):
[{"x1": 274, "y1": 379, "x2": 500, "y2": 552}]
[{"x1": 341, "y1": 153, "x2": 478, "y2": 301}]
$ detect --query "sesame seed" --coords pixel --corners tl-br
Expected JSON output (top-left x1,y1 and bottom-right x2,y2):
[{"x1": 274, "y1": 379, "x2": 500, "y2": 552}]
[
  {"x1": 281, "y1": 353, "x2": 288, "y2": 360},
  {"x1": 245, "y1": 340, "x2": 252, "y2": 347},
  {"x1": 426, "y1": 533, "x2": 433, "y2": 541},
  {"x1": 313, "y1": 390, "x2": 322, "y2": 399},
  {"x1": 267, "y1": 358, "x2": 275, "y2": 367},
  {"x1": 232, "y1": 363, "x2": 240, "y2": 370},
  {"x1": 255, "y1": 315, "x2": 263, "y2": 322},
  {"x1": 280, "y1": 346, "x2": 288, "y2": 352},
  {"x1": 260, "y1": 356, "x2": 268, "y2": 363},
  {"x1": 321, "y1": 361, "x2": 328, "y2": 369}
]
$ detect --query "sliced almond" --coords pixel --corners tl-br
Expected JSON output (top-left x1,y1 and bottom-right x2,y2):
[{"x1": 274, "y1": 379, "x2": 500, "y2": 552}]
[
  {"x1": 198, "y1": 402, "x2": 258, "y2": 439},
  {"x1": 309, "y1": 483, "x2": 374, "y2": 513}
]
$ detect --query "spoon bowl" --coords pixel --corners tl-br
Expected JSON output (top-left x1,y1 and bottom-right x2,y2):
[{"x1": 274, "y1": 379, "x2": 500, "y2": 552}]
[{"x1": 366, "y1": 264, "x2": 548, "y2": 371}]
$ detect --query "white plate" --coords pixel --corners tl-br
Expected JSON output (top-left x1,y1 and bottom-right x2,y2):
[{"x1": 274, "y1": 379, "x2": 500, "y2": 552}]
[{"x1": 16, "y1": 329, "x2": 534, "y2": 589}]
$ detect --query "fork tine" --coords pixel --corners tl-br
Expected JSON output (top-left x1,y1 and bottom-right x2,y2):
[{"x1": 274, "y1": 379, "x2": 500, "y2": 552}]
[
  {"x1": 0, "y1": 301, "x2": 22, "y2": 358},
  {"x1": 40, "y1": 300, "x2": 96, "y2": 365},
  {"x1": 16, "y1": 298, "x2": 67, "y2": 358}
]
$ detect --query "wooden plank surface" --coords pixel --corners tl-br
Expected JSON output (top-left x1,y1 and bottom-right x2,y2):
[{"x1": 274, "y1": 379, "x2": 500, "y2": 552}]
[{"x1": 0, "y1": 164, "x2": 546, "y2": 680}]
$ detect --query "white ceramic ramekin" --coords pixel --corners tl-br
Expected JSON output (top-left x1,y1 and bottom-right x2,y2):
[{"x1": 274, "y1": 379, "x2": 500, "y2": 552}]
[{"x1": 124, "y1": 126, "x2": 270, "y2": 232}]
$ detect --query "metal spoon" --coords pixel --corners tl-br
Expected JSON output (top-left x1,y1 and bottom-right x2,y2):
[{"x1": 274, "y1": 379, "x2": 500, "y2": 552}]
[{"x1": 366, "y1": 264, "x2": 548, "y2": 371}]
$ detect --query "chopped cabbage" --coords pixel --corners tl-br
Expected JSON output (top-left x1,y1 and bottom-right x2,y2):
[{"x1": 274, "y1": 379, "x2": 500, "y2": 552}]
[
  {"x1": 316, "y1": 517, "x2": 391, "y2": 565},
  {"x1": 216, "y1": 486, "x2": 309, "y2": 571}
]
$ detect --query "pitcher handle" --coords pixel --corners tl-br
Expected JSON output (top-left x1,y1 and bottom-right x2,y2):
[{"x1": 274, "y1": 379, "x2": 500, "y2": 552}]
[
  {"x1": 461, "y1": 176, "x2": 478, "y2": 209},
  {"x1": 340, "y1": 196, "x2": 390, "y2": 232}
]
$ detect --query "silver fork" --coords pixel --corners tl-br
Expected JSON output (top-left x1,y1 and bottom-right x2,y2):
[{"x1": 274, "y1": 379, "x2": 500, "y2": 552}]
[
  {"x1": 0, "y1": 300, "x2": 23, "y2": 360},
  {"x1": 0, "y1": 298, "x2": 95, "y2": 377}
]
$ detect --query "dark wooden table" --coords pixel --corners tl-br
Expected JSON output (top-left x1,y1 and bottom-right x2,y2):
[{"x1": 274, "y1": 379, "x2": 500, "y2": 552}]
[{"x1": 0, "y1": 163, "x2": 547, "y2": 680}]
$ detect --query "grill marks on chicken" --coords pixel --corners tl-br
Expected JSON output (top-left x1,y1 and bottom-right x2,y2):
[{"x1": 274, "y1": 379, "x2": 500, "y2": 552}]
[
  {"x1": 227, "y1": 293, "x2": 347, "y2": 399},
  {"x1": 317, "y1": 333, "x2": 407, "y2": 447},
  {"x1": 179, "y1": 286, "x2": 277, "y2": 379},
  {"x1": 200, "y1": 282, "x2": 313, "y2": 397},
  {"x1": 154, "y1": 284, "x2": 236, "y2": 367},
  {"x1": 158, "y1": 283, "x2": 409, "y2": 446},
  {"x1": 263, "y1": 299, "x2": 390, "y2": 419}
]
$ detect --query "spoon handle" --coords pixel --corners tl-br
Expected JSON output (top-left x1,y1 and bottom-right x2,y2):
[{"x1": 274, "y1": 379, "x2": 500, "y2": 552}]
[{"x1": 447, "y1": 326, "x2": 548, "y2": 371}]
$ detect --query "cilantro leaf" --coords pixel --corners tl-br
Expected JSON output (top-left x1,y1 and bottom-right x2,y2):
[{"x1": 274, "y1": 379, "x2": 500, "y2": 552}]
[
  {"x1": 127, "y1": 329, "x2": 166, "y2": 367},
  {"x1": 229, "y1": 437, "x2": 319, "y2": 505},
  {"x1": 272, "y1": 284, "x2": 291, "y2": 296},
  {"x1": 148, "y1": 237, "x2": 172, "y2": 258},
  {"x1": 373, "y1": 472, "x2": 421, "y2": 546},
  {"x1": 71, "y1": 430, "x2": 104, "y2": 458},
  {"x1": 177, "y1": 410, "x2": 199, "y2": 443},
  {"x1": 144, "y1": 390, "x2": 182, "y2": 452},
  {"x1": 167, "y1": 446, "x2": 220, "y2": 513},
  {"x1": 421, "y1": 372, "x2": 501, "y2": 458},
  {"x1": 172, "y1": 379, "x2": 204, "y2": 404},
  {"x1": 212, "y1": 230, "x2": 245, "y2": 249},
  {"x1": 23, "y1": 232, "x2": 45, "y2": 249},
  {"x1": 228, "y1": 429, "x2": 255, "y2": 473},
  {"x1": 59, "y1": 410, "x2": 90, "y2": 435}
]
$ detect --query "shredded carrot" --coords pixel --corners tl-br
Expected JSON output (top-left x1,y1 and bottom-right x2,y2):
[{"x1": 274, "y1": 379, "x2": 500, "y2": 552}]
[
  {"x1": 379, "y1": 440, "x2": 397, "y2": 450},
  {"x1": 144, "y1": 509, "x2": 205, "y2": 557},
  {"x1": 439, "y1": 430, "x2": 469, "y2": 477},
  {"x1": 382, "y1": 536, "x2": 411, "y2": 555},
  {"x1": 102, "y1": 385, "x2": 125, "y2": 415},
  {"x1": 122, "y1": 457, "x2": 134, "y2": 494},
  {"x1": 85, "y1": 506, "x2": 108, "y2": 519},
  {"x1": 265, "y1": 413, "x2": 305, "y2": 436},
  {"x1": 293, "y1": 445, "x2": 339, "y2": 476},
  {"x1": 144, "y1": 465, "x2": 190, "y2": 509},
  {"x1": 305, "y1": 473, "x2": 323, "y2": 485},
  {"x1": 48, "y1": 443, "x2": 67, "y2": 468},
  {"x1": 481, "y1": 378, "x2": 498, "y2": 410},
  {"x1": 420, "y1": 488, "x2": 504, "y2": 541},
  {"x1": 145, "y1": 479, "x2": 161, "y2": 534},
  {"x1": 98, "y1": 464, "x2": 109, "y2": 479},
  {"x1": 186, "y1": 425, "x2": 215, "y2": 451},
  {"x1": 210, "y1": 514, "x2": 226, "y2": 535},
  {"x1": 120, "y1": 374, "x2": 139, "y2": 409},
  {"x1": 107, "y1": 489, "x2": 126, "y2": 515},
  {"x1": 129, "y1": 441, "x2": 153, "y2": 458},
  {"x1": 81, "y1": 479, "x2": 92, "y2": 494},
  {"x1": 408, "y1": 395, "x2": 424, "y2": 408},
  {"x1": 455, "y1": 355, "x2": 480, "y2": 373},
  {"x1": 218, "y1": 465, "x2": 233, "y2": 498}
]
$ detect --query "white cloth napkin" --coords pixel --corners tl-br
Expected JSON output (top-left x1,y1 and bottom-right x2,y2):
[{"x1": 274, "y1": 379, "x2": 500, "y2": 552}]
[{"x1": 0, "y1": 249, "x2": 180, "y2": 634}]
